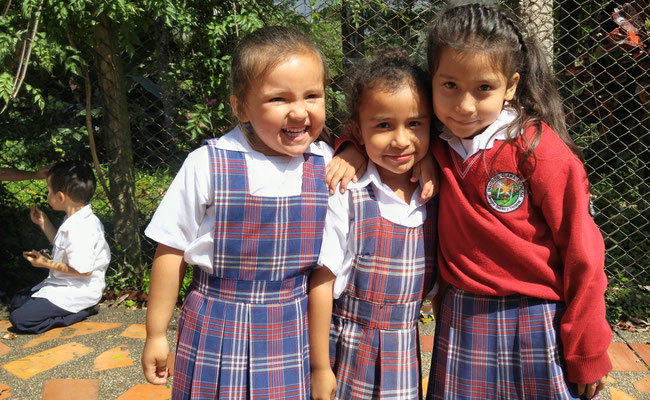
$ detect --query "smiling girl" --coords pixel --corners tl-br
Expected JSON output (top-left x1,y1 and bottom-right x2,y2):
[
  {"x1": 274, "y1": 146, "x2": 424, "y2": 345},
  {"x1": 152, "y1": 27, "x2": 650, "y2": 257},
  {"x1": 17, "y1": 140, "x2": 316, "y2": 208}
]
[
  {"x1": 141, "y1": 26, "x2": 333, "y2": 400},
  {"x1": 309, "y1": 48, "x2": 437, "y2": 400}
]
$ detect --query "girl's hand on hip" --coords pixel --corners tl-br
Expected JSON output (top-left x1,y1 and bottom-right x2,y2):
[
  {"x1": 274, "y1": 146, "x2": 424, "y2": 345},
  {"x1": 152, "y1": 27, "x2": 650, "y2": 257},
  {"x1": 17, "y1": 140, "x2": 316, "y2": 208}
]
[{"x1": 576, "y1": 375, "x2": 607, "y2": 399}]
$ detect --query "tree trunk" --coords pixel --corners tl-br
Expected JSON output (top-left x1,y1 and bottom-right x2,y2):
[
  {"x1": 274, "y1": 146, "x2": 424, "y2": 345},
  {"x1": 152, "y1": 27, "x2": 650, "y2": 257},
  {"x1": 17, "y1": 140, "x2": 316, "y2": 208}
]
[
  {"x1": 518, "y1": 0, "x2": 554, "y2": 67},
  {"x1": 94, "y1": 12, "x2": 142, "y2": 275}
]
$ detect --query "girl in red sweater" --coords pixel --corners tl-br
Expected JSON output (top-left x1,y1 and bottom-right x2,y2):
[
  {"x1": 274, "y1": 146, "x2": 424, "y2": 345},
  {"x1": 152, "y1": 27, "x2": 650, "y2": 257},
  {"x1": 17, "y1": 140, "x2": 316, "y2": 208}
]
[{"x1": 330, "y1": 3, "x2": 612, "y2": 399}]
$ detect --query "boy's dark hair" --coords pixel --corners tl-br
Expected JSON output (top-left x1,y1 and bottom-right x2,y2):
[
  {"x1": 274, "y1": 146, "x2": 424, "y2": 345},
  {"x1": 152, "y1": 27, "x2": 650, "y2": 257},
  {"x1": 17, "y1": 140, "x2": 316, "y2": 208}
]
[
  {"x1": 346, "y1": 47, "x2": 431, "y2": 123},
  {"x1": 47, "y1": 161, "x2": 96, "y2": 204},
  {"x1": 425, "y1": 3, "x2": 584, "y2": 166}
]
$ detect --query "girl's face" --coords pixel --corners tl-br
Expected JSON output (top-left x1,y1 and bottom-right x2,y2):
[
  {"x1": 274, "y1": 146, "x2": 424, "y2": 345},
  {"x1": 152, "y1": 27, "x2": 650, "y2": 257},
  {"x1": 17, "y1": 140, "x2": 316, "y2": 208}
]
[
  {"x1": 356, "y1": 84, "x2": 430, "y2": 182},
  {"x1": 232, "y1": 52, "x2": 326, "y2": 157},
  {"x1": 432, "y1": 47, "x2": 519, "y2": 139}
]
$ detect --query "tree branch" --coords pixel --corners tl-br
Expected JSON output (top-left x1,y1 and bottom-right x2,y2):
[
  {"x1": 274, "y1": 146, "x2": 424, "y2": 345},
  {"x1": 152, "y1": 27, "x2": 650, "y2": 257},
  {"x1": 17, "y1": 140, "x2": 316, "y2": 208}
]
[
  {"x1": 0, "y1": 0, "x2": 43, "y2": 114},
  {"x1": 2, "y1": 0, "x2": 12, "y2": 18},
  {"x1": 65, "y1": 25, "x2": 110, "y2": 197}
]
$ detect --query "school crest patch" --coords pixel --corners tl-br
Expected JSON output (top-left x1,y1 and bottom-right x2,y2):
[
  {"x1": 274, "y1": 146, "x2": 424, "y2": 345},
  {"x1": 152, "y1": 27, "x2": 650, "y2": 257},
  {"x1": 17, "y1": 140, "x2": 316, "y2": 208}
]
[{"x1": 485, "y1": 172, "x2": 526, "y2": 213}]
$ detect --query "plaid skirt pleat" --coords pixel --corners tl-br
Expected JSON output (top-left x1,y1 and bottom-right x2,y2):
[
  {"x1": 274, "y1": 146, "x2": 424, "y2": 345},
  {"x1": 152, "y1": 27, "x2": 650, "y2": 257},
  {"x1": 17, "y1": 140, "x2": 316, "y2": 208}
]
[
  {"x1": 330, "y1": 186, "x2": 436, "y2": 400},
  {"x1": 173, "y1": 269, "x2": 311, "y2": 400},
  {"x1": 426, "y1": 285, "x2": 596, "y2": 400},
  {"x1": 330, "y1": 301, "x2": 421, "y2": 400}
]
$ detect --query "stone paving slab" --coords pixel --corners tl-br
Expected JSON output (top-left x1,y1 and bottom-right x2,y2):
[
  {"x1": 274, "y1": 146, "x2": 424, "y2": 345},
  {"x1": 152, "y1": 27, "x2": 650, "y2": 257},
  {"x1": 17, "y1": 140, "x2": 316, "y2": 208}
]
[
  {"x1": 93, "y1": 346, "x2": 133, "y2": 372},
  {"x1": 4, "y1": 342, "x2": 91, "y2": 379},
  {"x1": 41, "y1": 379, "x2": 99, "y2": 400}
]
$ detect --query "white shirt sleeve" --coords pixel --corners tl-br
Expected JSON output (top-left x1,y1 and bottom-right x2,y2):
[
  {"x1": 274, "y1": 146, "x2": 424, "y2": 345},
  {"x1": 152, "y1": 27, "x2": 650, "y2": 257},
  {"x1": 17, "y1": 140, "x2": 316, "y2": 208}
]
[
  {"x1": 144, "y1": 146, "x2": 215, "y2": 268},
  {"x1": 318, "y1": 186, "x2": 356, "y2": 298}
]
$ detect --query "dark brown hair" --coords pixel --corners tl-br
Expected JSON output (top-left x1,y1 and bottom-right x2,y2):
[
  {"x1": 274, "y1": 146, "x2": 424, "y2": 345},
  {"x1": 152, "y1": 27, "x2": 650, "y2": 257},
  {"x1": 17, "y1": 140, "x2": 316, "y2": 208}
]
[
  {"x1": 346, "y1": 47, "x2": 431, "y2": 124},
  {"x1": 47, "y1": 160, "x2": 96, "y2": 204}
]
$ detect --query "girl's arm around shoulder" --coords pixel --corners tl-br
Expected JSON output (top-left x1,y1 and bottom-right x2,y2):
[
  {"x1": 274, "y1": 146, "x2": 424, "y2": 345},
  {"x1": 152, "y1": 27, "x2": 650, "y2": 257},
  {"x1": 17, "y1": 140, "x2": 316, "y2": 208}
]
[
  {"x1": 142, "y1": 244, "x2": 188, "y2": 385},
  {"x1": 308, "y1": 267, "x2": 337, "y2": 400}
]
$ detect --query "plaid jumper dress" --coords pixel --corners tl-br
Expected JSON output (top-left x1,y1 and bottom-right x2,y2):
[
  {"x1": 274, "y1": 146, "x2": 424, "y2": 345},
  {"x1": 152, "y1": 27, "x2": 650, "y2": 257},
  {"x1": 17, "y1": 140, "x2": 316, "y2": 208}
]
[
  {"x1": 330, "y1": 186, "x2": 436, "y2": 400},
  {"x1": 426, "y1": 286, "x2": 591, "y2": 400},
  {"x1": 172, "y1": 142, "x2": 327, "y2": 400}
]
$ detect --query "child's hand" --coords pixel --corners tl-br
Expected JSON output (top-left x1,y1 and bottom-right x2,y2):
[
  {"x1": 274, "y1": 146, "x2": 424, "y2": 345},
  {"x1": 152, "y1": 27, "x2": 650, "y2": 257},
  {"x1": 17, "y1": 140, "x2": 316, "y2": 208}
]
[
  {"x1": 142, "y1": 335, "x2": 172, "y2": 385},
  {"x1": 410, "y1": 151, "x2": 439, "y2": 203},
  {"x1": 29, "y1": 205, "x2": 47, "y2": 228},
  {"x1": 576, "y1": 376, "x2": 607, "y2": 399},
  {"x1": 326, "y1": 145, "x2": 367, "y2": 194},
  {"x1": 22, "y1": 250, "x2": 49, "y2": 268},
  {"x1": 311, "y1": 366, "x2": 337, "y2": 400}
]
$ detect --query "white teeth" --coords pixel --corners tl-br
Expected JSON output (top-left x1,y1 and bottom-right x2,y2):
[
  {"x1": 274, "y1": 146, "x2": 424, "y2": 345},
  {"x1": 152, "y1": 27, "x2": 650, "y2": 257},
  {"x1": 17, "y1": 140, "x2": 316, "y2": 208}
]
[{"x1": 283, "y1": 127, "x2": 307, "y2": 138}]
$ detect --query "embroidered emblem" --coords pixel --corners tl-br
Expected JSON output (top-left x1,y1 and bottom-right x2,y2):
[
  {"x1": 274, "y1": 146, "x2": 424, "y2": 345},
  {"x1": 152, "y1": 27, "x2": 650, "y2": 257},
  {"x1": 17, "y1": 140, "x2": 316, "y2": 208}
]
[{"x1": 485, "y1": 172, "x2": 525, "y2": 213}]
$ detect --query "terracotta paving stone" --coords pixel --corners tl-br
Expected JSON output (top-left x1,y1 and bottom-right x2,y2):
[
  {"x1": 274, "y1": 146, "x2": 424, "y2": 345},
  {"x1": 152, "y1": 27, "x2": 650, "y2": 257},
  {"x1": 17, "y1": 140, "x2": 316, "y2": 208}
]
[
  {"x1": 420, "y1": 335, "x2": 434, "y2": 352},
  {"x1": 3, "y1": 342, "x2": 91, "y2": 379},
  {"x1": 23, "y1": 322, "x2": 122, "y2": 349},
  {"x1": 42, "y1": 379, "x2": 99, "y2": 400},
  {"x1": 115, "y1": 383, "x2": 172, "y2": 400},
  {"x1": 633, "y1": 375, "x2": 650, "y2": 393},
  {"x1": 0, "y1": 343, "x2": 10, "y2": 357},
  {"x1": 93, "y1": 345, "x2": 133, "y2": 371},
  {"x1": 608, "y1": 342, "x2": 648, "y2": 372},
  {"x1": 119, "y1": 324, "x2": 146, "y2": 339},
  {"x1": 629, "y1": 343, "x2": 650, "y2": 366},
  {"x1": 608, "y1": 375, "x2": 617, "y2": 383},
  {"x1": 422, "y1": 375, "x2": 429, "y2": 397},
  {"x1": 0, "y1": 383, "x2": 12, "y2": 400},
  {"x1": 0, "y1": 321, "x2": 10, "y2": 333},
  {"x1": 609, "y1": 386, "x2": 636, "y2": 400},
  {"x1": 167, "y1": 352, "x2": 175, "y2": 376}
]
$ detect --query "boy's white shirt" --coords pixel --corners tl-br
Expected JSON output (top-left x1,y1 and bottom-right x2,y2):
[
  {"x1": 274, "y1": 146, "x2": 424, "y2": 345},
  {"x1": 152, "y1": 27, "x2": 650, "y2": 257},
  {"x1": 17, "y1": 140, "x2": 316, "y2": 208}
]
[
  {"x1": 440, "y1": 108, "x2": 518, "y2": 161},
  {"x1": 144, "y1": 126, "x2": 333, "y2": 273},
  {"x1": 318, "y1": 161, "x2": 428, "y2": 298},
  {"x1": 32, "y1": 204, "x2": 111, "y2": 313}
]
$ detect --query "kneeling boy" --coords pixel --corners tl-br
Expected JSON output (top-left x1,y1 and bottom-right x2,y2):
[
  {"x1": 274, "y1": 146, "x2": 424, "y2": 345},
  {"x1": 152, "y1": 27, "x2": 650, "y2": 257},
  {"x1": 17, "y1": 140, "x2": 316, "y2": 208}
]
[{"x1": 9, "y1": 161, "x2": 110, "y2": 333}]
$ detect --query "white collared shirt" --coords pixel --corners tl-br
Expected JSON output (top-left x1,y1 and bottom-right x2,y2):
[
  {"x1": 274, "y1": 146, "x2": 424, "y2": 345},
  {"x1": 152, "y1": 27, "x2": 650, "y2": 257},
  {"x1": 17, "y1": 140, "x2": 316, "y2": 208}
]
[
  {"x1": 440, "y1": 108, "x2": 519, "y2": 161},
  {"x1": 32, "y1": 204, "x2": 110, "y2": 312},
  {"x1": 318, "y1": 161, "x2": 429, "y2": 298},
  {"x1": 144, "y1": 126, "x2": 333, "y2": 272}
]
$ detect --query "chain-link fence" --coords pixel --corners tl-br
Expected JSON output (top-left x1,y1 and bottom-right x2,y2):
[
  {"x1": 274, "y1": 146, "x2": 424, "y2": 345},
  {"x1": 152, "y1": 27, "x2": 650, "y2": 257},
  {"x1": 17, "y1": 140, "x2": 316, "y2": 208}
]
[{"x1": 0, "y1": 0, "x2": 648, "y2": 322}]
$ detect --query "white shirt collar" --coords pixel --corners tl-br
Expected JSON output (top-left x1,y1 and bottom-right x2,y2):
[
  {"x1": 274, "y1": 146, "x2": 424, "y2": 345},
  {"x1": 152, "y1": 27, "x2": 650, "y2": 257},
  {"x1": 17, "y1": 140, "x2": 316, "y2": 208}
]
[
  {"x1": 355, "y1": 161, "x2": 425, "y2": 208},
  {"x1": 440, "y1": 108, "x2": 519, "y2": 161},
  {"x1": 213, "y1": 125, "x2": 325, "y2": 156},
  {"x1": 59, "y1": 204, "x2": 93, "y2": 229}
]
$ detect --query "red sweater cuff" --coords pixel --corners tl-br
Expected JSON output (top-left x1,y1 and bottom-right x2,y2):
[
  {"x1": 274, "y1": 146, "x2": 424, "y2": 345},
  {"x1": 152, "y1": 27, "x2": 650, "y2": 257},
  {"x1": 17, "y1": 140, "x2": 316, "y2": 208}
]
[{"x1": 564, "y1": 350, "x2": 612, "y2": 384}]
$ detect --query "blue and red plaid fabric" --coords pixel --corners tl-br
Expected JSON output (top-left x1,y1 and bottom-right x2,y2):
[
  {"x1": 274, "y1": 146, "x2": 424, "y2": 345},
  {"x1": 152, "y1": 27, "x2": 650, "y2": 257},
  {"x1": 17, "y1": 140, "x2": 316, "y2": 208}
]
[
  {"x1": 172, "y1": 143, "x2": 327, "y2": 400},
  {"x1": 330, "y1": 186, "x2": 436, "y2": 400},
  {"x1": 426, "y1": 285, "x2": 594, "y2": 400}
]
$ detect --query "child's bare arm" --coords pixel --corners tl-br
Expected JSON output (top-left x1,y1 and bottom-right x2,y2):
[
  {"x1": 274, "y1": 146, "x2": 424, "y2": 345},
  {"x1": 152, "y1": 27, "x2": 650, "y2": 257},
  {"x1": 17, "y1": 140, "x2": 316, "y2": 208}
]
[
  {"x1": 22, "y1": 251, "x2": 91, "y2": 276},
  {"x1": 326, "y1": 145, "x2": 368, "y2": 194},
  {"x1": 409, "y1": 151, "x2": 439, "y2": 203},
  {"x1": 308, "y1": 267, "x2": 337, "y2": 400},
  {"x1": 30, "y1": 205, "x2": 56, "y2": 244},
  {"x1": 142, "y1": 244, "x2": 187, "y2": 385}
]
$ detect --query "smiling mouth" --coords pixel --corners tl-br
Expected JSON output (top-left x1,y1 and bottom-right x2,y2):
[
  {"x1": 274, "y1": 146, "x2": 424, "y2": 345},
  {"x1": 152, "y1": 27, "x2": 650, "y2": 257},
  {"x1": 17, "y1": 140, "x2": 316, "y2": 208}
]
[
  {"x1": 387, "y1": 153, "x2": 414, "y2": 162},
  {"x1": 282, "y1": 127, "x2": 309, "y2": 139}
]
